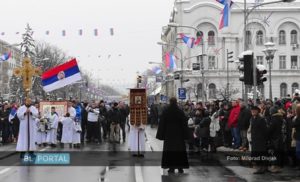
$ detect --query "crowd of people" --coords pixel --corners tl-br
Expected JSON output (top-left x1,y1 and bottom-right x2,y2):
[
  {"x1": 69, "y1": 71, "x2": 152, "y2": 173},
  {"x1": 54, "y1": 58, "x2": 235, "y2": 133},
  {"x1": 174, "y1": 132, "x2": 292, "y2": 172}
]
[
  {"x1": 151, "y1": 94, "x2": 300, "y2": 174},
  {"x1": 1, "y1": 93, "x2": 300, "y2": 174},
  {"x1": 0, "y1": 99, "x2": 130, "y2": 149}
]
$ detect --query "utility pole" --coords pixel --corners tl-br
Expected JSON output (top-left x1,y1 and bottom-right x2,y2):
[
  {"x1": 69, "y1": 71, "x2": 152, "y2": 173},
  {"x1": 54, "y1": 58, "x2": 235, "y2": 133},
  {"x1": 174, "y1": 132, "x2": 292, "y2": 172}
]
[{"x1": 227, "y1": 49, "x2": 233, "y2": 100}]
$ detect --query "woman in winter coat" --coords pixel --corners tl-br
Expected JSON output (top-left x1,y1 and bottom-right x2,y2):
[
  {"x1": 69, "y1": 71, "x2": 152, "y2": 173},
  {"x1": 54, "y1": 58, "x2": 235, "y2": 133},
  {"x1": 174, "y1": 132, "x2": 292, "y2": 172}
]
[{"x1": 195, "y1": 110, "x2": 211, "y2": 151}]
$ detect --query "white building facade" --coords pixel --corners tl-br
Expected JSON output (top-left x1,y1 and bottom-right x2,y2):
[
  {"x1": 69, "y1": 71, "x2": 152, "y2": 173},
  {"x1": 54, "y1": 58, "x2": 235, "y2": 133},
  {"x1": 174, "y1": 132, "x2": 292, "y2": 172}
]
[
  {"x1": 0, "y1": 40, "x2": 21, "y2": 101},
  {"x1": 160, "y1": 0, "x2": 300, "y2": 101}
]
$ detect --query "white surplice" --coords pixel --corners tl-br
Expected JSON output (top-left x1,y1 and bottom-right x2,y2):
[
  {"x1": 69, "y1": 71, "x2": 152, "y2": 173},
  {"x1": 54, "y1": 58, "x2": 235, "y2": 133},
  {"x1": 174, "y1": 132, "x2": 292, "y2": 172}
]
[
  {"x1": 16, "y1": 105, "x2": 39, "y2": 151},
  {"x1": 35, "y1": 118, "x2": 47, "y2": 144},
  {"x1": 128, "y1": 124, "x2": 146, "y2": 153},
  {"x1": 61, "y1": 117, "x2": 74, "y2": 144},
  {"x1": 46, "y1": 113, "x2": 59, "y2": 144}
]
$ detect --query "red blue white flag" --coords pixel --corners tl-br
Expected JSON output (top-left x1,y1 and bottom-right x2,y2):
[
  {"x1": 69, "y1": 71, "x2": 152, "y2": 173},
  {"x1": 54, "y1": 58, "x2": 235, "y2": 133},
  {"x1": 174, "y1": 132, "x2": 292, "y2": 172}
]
[
  {"x1": 0, "y1": 52, "x2": 12, "y2": 61},
  {"x1": 42, "y1": 58, "x2": 82, "y2": 92},
  {"x1": 217, "y1": 0, "x2": 233, "y2": 29},
  {"x1": 179, "y1": 33, "x2": 195, "y2": 48},
  {"x1": 165, "y1": 52, "x2": 177, "y2": 70}
]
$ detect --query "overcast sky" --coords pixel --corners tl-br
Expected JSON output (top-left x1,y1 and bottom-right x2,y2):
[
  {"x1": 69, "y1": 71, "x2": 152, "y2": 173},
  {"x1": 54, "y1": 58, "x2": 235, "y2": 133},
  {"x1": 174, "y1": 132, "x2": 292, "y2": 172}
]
[
  {"x1": 0, "y1": 0, "x2": 174, "y2": 93},
  {"x1": 1, "y1": 0, "x2": 298, "y2": 94}
]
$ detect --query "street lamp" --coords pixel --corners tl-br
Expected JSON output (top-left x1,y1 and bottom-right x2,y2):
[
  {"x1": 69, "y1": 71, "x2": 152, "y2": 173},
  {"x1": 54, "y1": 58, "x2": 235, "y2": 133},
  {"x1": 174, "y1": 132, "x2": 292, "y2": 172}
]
[
  {"x1": 148, "y1": 61, "x2": 162, "y2": 65},
  {"x1": 262, "y1": 42, "x2": 277, "y2": 100},
  {"x1": 243, "y1": 0, "x2": 294, "y2": 102}
]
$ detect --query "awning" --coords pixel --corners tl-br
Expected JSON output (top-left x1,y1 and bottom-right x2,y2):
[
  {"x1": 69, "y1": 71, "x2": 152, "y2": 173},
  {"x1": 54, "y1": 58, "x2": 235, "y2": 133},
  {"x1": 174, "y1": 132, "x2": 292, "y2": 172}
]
[{"x1": 150, "y1": 85, "x2": 161, "y2": 95}]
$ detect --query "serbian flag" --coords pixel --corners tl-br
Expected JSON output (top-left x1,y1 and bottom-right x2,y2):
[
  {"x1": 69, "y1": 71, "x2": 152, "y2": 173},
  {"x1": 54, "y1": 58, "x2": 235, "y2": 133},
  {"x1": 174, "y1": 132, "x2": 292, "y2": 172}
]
[
  {"x1": 42, "y1": 58, "x2": 82, "y2": 92},
  {"x1": 9, "y1": 106, "x2": 17, "y2": 122},
  {"x1": 217, "y1": 0, "x2": 233, "y2": 29},
  {"x1": 0, "y1": 52, "x2": 12, "y2": 61},
  {"x1": 152, "y1": 66, "x2": 162, "y2": 74},
  {"x1": 165, "y1": 52, "x2": 177, "y2": 70},
  {"x1": 179, "y1": 33, "x2": 195, "y2": 48}
]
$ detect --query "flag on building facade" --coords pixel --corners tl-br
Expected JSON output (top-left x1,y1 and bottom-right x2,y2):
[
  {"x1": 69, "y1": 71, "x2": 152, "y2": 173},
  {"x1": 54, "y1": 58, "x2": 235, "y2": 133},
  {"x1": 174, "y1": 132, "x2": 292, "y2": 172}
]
[
  {"x1": 152, "y1": 66, "x2": 162, "y2": 74},
  {"x1": 42, "y1": 58, "x2": 82, "y2": 92},
  {"x1": 165, "y1": 52, "x2": 177, "y2": 70},
  {"x1": 217, "y1": 0, "x2": 234, "y2": 29},
  {"x1": 0, "y1": 52, "x2": 12, "y2": 61},
  {"x1": 179, "y1": 33, "x2": 195, "y2": 48}
]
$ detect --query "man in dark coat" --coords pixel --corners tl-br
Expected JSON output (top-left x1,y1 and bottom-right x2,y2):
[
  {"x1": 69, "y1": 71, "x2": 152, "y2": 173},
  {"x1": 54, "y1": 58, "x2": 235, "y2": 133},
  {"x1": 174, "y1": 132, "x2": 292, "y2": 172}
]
[
  {"x1": 0, "y1": 104, "x2": 10, "y2": 144},
  {"x1": 150, "y1": 103, "x2": 158, "y2": 128},
  {"x1": 237, "y1": 103, "x2": 251, "y2": 151},
  {"x1": 156, "y1": 97, "x2": 189, "y2": 174},
  {"x1": 268, "y1": 107, "x2": 285, "y2": 173},
  {"x1": 118, "y1": 102, "x2": 129, "y2": 143},
  {"x1": 81, "y1": 102, "x2": 88, "y2": 143},
  {"x1": 250, "y1": 106, "x2": 268, "y2": 174}
]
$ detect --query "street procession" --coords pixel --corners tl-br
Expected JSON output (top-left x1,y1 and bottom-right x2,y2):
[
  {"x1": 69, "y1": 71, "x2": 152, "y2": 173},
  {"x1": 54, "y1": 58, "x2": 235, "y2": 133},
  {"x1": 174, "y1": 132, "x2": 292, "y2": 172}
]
[{"x1": 1, "y1": 0, "x2": 300, "y2": 182}]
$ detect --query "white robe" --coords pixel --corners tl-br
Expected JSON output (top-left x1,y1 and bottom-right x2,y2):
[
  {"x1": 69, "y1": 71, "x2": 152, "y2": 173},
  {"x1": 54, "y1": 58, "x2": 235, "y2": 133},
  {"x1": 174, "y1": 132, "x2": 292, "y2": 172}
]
[
  {"x1": 16, "y1": 105, "x2": 39, "y2": 151},
  {"x1": 61, "y1": 117, "x2": 74, "y2": 144},
  {"x1": 68, "y1": 107, "x2": 76, "y2": 120},
  {"x1": 35, "y1": 118, "x2": 47, "y2": 144},
  {"x1": 72, "y1": 122, "x2": 81, "y2": 144},
  {"x1": 128, "y1": 124, "x2": 146, "y2": 153},
  {"x1": 46, "y1": 113, "x2": 59, "y2": 144}
]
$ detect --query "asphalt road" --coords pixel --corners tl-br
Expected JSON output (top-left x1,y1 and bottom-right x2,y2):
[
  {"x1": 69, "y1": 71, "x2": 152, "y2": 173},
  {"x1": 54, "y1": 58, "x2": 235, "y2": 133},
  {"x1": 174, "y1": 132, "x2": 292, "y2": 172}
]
[{"x1": 0, "y1": 127, "x2": 299, "y2": 182}]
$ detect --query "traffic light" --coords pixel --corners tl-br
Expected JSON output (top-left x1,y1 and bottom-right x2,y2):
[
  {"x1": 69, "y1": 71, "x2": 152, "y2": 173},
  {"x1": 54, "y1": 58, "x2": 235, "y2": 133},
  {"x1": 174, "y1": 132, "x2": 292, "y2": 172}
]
[
  {"x1": 227, "y1": 50, "x2": 233, "y2": 61},
  {"x1": 238, "y1": 51, "x2": 254, "y2": 85},
  {"x1": 174, "y1": 74, "x2": 180, "y2": 80},
  {"x1": 256, "y1": 64, "x2": 267, "y2": 85},
  {"x1": 137, "y1": 75, "x2": 142, "y2": 83}
]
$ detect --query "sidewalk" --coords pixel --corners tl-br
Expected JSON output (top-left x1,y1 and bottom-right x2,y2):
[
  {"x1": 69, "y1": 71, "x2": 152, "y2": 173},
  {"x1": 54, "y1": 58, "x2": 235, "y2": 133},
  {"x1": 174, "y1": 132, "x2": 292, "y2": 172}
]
[
  {"x1": 217, "y1": 146, "x2": 300, "y2": 182},
  {"x1": 0, "y1": 143, "x2": 17, "y2": 160}
]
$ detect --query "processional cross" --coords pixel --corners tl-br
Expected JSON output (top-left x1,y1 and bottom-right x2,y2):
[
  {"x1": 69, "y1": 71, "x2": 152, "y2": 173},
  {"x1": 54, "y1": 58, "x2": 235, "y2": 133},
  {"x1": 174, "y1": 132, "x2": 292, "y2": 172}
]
[{"x1": 13, "y1": 57, "x2": 42, "y2": 99}]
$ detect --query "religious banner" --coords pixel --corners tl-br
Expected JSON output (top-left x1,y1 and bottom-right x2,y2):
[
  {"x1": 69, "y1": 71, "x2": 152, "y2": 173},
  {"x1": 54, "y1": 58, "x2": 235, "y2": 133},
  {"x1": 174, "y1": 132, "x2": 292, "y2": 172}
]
[
  {"x1": 129, "y1": 88, "x2": 147, "y2": 126},
  {"x1": 39, "y1": 101, "x2": 68, "y2": 118}
]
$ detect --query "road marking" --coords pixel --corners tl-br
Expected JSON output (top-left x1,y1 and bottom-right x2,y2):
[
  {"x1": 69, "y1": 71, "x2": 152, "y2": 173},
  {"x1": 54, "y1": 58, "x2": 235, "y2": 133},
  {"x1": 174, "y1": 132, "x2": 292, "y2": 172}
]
[
  {"x1": 39, "y1": 146, "x2": 51, "y2": 152},
  {"x1": 0, "y1": 167, "x2": 11, "y2": 175},
  {"x1": 160, "y1": 168, "x2": 164, "y2": 176},
  {"x1": 135, "y1": 165, "x2": 144, "y2": 182}
]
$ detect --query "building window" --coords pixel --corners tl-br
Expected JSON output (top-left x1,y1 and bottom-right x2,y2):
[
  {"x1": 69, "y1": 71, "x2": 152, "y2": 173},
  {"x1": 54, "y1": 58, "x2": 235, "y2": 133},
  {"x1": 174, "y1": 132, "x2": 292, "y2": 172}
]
[
  {"x1": 197, "y1": 55, "x2": 204, "y2": 69},
  {"x1": 197, "y1": 83, "x2": 203, "y2": 98},
  {"x1": 208, "y1": 56, "x2": 216, "y2": 69},
  {"x1": 279, "y1": 30, "x2": 286, "y2": 45},
  {"x1": 208, "y1": 31, "x2": 215, "y2": 45},
  {"x1": 208, "y1": 83, "x2": 217, "y2": 99},
  {"x1": 280, "y1": 83, "x2": 288, "y2": 98},
  {"x1": 291, "y1": 56, "x2": 298, "y2": 69},
  {"x1": 291, "y1": 30, "x2": 298, "y2": 44},
  {"x1": 256, "y1": 56, "x2": 264, "y2": 65},
  {"x1": 246, "y1": 31, "x2": 252, "y2": 45},
  {"x1": 197, "y1": 31, "x2": 204, "y2": 45},
  {"x1": 256, "y1": 30, "x2": 264, "y2": 45},
  {"x1": 279, "y1": 56, "x2": 286, "y2": 69},
  {"x1": 292, "y1": 83, "x2": 299, "y2": 94}
]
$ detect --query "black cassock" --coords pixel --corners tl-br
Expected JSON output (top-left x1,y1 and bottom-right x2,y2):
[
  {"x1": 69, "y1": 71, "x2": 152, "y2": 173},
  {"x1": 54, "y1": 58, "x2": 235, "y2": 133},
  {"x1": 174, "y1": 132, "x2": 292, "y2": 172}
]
[
  {"x1": 250, "y1": 115, "x2": 268, "y2": 159},
  {"x1": 156, "y1": 105, "x2": 189, "y2": 169}
]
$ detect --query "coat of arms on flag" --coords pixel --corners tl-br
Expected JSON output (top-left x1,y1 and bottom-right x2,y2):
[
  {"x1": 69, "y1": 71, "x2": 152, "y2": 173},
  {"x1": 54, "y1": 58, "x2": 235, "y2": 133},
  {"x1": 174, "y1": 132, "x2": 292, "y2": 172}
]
[{"x1": 42, "y1": 58, "x2": 82, "y2": 92}]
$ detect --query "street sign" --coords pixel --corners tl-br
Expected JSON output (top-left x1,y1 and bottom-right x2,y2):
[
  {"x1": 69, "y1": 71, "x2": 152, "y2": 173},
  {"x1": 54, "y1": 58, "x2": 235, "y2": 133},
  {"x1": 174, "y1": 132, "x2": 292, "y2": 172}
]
[
  {"x1": 192, "y1": 63, "x2": 200, "y2": 70},
  {"x1": 178, "y1": 88, "x2": 186, "y2": 100}
]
